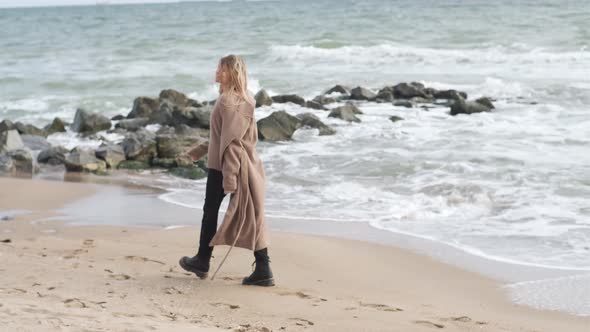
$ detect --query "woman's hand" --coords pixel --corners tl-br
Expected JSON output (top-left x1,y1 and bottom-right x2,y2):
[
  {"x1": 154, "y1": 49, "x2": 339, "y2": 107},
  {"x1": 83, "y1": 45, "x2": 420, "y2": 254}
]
[{"x1": 175, "y1": 153, "x2": 194, "y2": 167}]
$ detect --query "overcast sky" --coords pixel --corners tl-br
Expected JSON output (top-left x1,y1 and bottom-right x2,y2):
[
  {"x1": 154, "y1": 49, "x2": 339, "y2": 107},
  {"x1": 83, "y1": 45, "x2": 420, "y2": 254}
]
[{"x1": 0, "y1": 0, "x2": 190, "y2": 8}]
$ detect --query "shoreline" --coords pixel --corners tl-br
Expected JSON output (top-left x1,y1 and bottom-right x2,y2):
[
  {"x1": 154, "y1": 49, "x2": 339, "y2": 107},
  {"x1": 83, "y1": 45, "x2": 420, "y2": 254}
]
[{"x1": 1, "y1": 176, "x2": 589, "y2": 331}]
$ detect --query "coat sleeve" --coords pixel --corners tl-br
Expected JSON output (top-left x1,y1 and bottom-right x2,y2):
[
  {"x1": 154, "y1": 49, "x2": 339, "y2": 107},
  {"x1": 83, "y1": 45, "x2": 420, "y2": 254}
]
[{"x1": 218, "y1": 95, "x2": 247, "y2": 195}]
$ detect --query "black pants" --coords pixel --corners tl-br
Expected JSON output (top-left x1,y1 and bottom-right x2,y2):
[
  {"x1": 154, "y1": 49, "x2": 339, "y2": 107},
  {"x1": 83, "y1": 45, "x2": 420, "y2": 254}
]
[{"x1": 197, "y1": 169, "x2": 226, "y2": 260}]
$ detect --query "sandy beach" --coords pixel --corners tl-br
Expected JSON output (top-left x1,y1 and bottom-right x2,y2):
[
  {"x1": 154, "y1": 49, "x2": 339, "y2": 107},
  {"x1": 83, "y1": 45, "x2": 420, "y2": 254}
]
[{"x1": 0, "y1": 176, "x2": 588, "y2": 332}]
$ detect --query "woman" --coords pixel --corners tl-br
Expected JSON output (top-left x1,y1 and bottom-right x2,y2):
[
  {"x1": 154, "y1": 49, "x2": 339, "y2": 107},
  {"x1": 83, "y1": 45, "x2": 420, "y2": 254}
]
[{"x1": 178, "y1": 55, "x2": 274, "y2": 287}]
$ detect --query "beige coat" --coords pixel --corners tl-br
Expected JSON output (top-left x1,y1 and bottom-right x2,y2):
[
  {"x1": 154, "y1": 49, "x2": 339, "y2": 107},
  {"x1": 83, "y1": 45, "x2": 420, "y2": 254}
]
[{"x1": 187, "y1": 92, "x2": 268, "y2": 252}]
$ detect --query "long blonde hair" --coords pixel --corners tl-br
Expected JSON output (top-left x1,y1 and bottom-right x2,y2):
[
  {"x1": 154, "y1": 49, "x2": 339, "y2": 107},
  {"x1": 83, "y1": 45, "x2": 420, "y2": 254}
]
[{"x1": 218, "y1": 55, "x2": 255, "y2": 106}]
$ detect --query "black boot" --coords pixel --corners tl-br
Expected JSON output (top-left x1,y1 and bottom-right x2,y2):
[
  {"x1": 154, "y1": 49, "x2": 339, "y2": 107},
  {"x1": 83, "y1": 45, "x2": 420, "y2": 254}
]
[
  {"x1": 242, "y1": 248, "x2": 275, "y2": 287},
  {"x1": 179, "y1": 254, "x2": 210, "y2": 280}
]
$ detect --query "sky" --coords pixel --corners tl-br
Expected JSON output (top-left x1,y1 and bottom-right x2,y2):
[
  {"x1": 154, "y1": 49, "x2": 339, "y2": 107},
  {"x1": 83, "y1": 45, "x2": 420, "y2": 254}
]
[{"x1": 0, "y1": 0, "x2": 189, "y2": 8}]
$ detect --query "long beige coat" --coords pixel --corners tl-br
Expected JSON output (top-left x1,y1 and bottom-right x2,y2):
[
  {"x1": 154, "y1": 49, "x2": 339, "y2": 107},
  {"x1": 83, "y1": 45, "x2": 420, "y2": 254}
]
[{"x1": 187, "y1": 92, "x2": 268, "y2": 252}]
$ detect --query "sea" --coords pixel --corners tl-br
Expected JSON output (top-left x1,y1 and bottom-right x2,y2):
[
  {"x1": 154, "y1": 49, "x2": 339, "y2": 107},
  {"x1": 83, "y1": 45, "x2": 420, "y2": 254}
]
[{"x1": 1, "y1": 0, "x2": 589, "y2": 315}]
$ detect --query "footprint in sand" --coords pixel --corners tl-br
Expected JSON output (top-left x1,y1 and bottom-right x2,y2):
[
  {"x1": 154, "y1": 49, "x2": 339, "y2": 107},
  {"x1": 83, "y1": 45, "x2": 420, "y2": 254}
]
[
  {"x1": 83, "y1": 239, "x2": 94, "y2": 247},
  {"x1": 164, "y1": 287, "x2": 183, "y2": 295},
  {"x1": 64, "y1": 298, "x2": 87, "y2": 308},
  {"x1": 414, "y1": 320, "x2": 445, "y2": 329},
  {"x1": 124, "y1": 255, "x2": 165, "y2": 265},
  {"x1": 360, "y1": 302, "x2": 403, "y2": 312},
  {"x1": 289, "y1": 317, "x2": 314, "y2": 326},
  {"x1": 110, "y1": 273, "x2": 132, "y2": 280},
  {"x1": 210, "y1": 302, "x2": 240, "y2": 310},
  {"x1": 62, "y1": 248, "x2": 88, "y2": 259}
]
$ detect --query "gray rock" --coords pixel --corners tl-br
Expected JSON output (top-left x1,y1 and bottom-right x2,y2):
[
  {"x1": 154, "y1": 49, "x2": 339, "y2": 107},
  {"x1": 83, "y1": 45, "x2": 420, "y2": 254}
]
[
  {"x1": 450, "y1": 98, "x2": 493, "y2": 116},
  {"x1": 328, "y1": 107, "x2": 361, "y2": 123},
  {"x1": 95, "y1": 144, "x2": 125, "y2": 169},
  {"x1": 0, "y1": 119, "x2": 15, "y2": 133},
  {"x1": 171, "y1": 106, "x2": 211, "y2": 129},
  {"x1": 115, "y1": 118, "x2": 149, "y2": 131},
  {"x1": 255, "y1": 89, "x2": 273, "y2": 108},
  {"x1": 389, "y1": 115, "x2": 404, "y2": 122},
  {"x1": 111, "y1": 114, "x2": 125, "y2": 121},
  {"x1": 257, "y1": 111, "x2": 302, "y2": 141},
  {"x1": 148, "y1": 102, "x2": 175, "y2": 126},
  {"x1": 156, "y1": 133, "x2": 204, "y2": 159},
  {"x1": 15, "y1": 122, "x2": 46, "y2": 137},
  {"x1": 64, "y1": 147, "x2": 107, "y2": 173},
  {"x1": 0, "y1": 154, "x2": 14, "y2": 174},
  {"x1": 312, "y1": 95, "x2": 338, "y2": 105},
  {"x1": 271, "y1": 94, "x2": 306, "y2": 106},
  {"x1": 159, "y1": 89, "x2": 190, "y2": 107},
  {"x1": 44, "y1": 117, "x2": 66, "y2": 135},
  {"x1": 324, "y1": 85, "x2": 351, "y2": 95},
  {"x1": 393, "y1": 100, "x2": 415, "y2": 108},
  {"x1": 350, "y1": 87, "x2": 377, "y2": 101},
  {"x1": 38, "y1": 146, "x2": 68, "y2": 165},
  {"x1": 174, "y1": 124, "x2": 209, "y2": 138},
  {"x1": 5, "y1": 149, "x2": 35, "y2": 174},
  {"x1": 393, "y1": 82, "x2": 430, "y2": 99},
  {"x1": 375, "y1": 90, "x2": 394, "y2": 102},
  {"x1": 127, "y1": 97, "x2": 160, "y2": 119},
  {"x1": 475, "y1": 97, "x2": 495, "y2": 109},
  {"x1": 71, "y1": 108, "x2": 112, "y2": 135},
  {"x1": 305, "y1": 100, "x2": 328, "y2": 110},
  {"x1": 433, "y1": 89, "x2": 468, "y2": 101},
  {"x1": 0, "y1": 130, "x2": 25, "y2": 153},
  {"x1": 296, "y1": 113, "x2": 336, "y2": 136},
  {"x1": 122, "y1": 129, "x2": 157, "y2": 162},
  {"x1": 334, "y1": 103, "x2": 363, "y2": 115},
  {"x1": 21, "y1": 135, "x2": 51, "y2": 151}
]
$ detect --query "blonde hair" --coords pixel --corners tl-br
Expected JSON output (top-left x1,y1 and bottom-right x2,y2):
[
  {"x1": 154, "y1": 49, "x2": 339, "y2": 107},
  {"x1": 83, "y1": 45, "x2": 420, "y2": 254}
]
[{"x1": 218, "y1": 54, "x2": 255, "y2": 106}]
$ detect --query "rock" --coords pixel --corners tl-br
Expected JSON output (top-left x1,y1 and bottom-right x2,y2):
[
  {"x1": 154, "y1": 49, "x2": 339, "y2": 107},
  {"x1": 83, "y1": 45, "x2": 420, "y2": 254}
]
[
  {"x1": 335, "y1": 103, "x2": 363, "y2": 114},
  {"x1": 450, "y1": 98, "x2": 493, "y2": 116},
  {"x1": 312, "y1": 95, "x2": 338, "y2": 105},
  {"x1": 350, "y1": 86, "x2": 377, "y2": 101},
  {"x1": 0, "y1": 155, "x2": 14, "y2": 174},
  {"x1": 409, "y1": 97, "x2": 434, "y2": 104},
  {"x1": 38, "y1": 146, "x2": 68, "y2": 165},
  {"x1": 328, "y1": 106, "x2": 361, "y2": 123},
  {"x1": 71, "y1": 109, "x2": 112, "y2": 135},
  {"x1": 389, "y1": 115, "x2": 404, "y2": 122},
  {"x1": 115, "y1": 118, "x2": 149, "y2": 131},
  {"x1": 151, "y1": 158, "x2": 177, "y2": 169},
  {"x1": 296, "y1": 113, "x2": 335, "y2": 136},
  {"x1": 271, "y1": 94, "x2": 306, "y2": 106},
  {"x1": 15, "y1": 122, "x2": 46, "y2": 137},
  {"x1": 44, "y1": 117, "x2": 66, "y2": 135},
  {"x1": 117, "y1": 160, "x2": 149, "y2": 170},
  {"x1": 0, "y1": 119, "x2": 15, "y2": 133},
  {"x1": 174, "y1": 124, "x2": 209, "y2": 138},
  {"x1": 111, "y1": 114, "x2": 125, "y2": 121},
  {"x1": 171, "y1": 106, "x2": 211, "y2": 129},
  {"x1": 305, "y1": 100, "x2": 328, "y2": 110},
  {"x1": 324, "y1": 85, "x2": 351, "y2": 95},
  {"x1": 0, "y1": 130, "x2": 25, "y2": 153},
  {"x1": 95, "y1": 144, "x2": 125, "y2": 168},
  {"x1": 122, "y1": 129, "x2": 157, "y2": 162},
  {"x1": 433, "y1": 89, "x2": 467, "y2": 101},
  {"x1": 64, "y1": 147, "x2": 107, "y2": 173},
  {"x1": 156, "y1": 133, "x2": 204, "y2": 159},
  {"x1": 127, "y1": 97, "x2": 159, "y2": 119},
  {"x1": 375, "y1": 90, "x2": 394, "y2": 102},
  {"x1": 393, "y1": 82, "x2": 430, "y2": 99},
  {"x1": 475, "y1": 97, "x2": 495, "y2": 109},
  {"x1": 169, "y1": 166, "x2": 207, "y2": 180},
  {"x1": 255, "y1": 89, "x2": 273, "y2": 108},
  {"x1": 21, "y1": 135, "x2": 51, "y2": 151},
  {"x1": 159, "y1": 89, "x2": 190, "y2": 107},
  {"x1": 393, "y1": 100, "x2": 415, "y2": 108},
  {"x1": 148, "y1": 102, "x2": 175, "y2": 126},
  {"x1": 3, "y1": 149, "x2": 35, "y2": 174},
  {"x1": 257, "y1": 111, "x2": 302, "y2": 141}
]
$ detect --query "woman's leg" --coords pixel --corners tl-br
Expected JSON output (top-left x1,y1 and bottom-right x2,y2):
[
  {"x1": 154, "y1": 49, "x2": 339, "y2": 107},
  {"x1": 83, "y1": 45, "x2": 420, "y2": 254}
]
[{"x1": 196, "y1": 169, "x2": 226, "y2": 260}]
